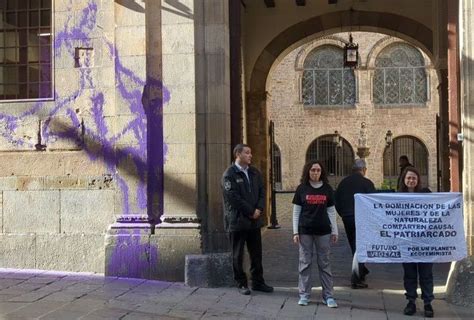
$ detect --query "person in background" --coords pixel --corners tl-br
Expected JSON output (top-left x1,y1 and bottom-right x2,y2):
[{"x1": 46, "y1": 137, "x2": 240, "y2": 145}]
[
  {"x1": 292, "y1": 160, "x2": 338, "y2": 308},
  {"x1": 398, "y1": 166, "x2": 434, "y2": 318},
  {"x1": 221, "y1": 144, "x2": 274, "y2": 295},
  {"x1": 397, "y1": 155, "x2": 413, "y2": 189},
  {"x1": 335, "y1": 159, "x2": 376, "y2": 289}
]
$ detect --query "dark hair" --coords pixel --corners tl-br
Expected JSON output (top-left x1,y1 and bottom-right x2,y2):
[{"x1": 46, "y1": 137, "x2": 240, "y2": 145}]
[
  {"x1": 399, "y1": 155, "x2": 409, "y2": 162},
  {"x1": 398, "y1": 166, "x2": 422, "y2": 192},
  {"x1": 233, "y1": 144, "x2": 250, "y2": 159},
  {"x1": 300, "y1": 160, "x2": 328, "y2": 185}
]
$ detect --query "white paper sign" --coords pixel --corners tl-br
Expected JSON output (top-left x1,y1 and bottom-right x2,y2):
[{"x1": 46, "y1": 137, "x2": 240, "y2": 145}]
[{"x1": 355, "y1": 193, "x2": 467, "y2": 263}]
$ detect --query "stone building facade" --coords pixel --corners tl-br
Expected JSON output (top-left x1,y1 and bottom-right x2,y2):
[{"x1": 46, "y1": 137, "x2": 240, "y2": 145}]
[
  {"x1": 268, "y1": 32, "x2": 439, "y2": 191},
  {"x1": 0, "y1": 0, "x2": 473, "y2": 307}
]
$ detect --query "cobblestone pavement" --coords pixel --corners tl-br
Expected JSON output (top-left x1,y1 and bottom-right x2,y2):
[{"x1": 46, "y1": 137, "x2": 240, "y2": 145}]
[{"x1": 0, "y1": 194, "x2": 471, "y2": 319}]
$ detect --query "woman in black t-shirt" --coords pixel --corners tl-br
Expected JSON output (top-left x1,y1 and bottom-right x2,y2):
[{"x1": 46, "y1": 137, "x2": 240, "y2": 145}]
[
  {"x1": 292, "y1": 160, "x2": 338, "y2": 308},
  {"x1": 399, "y1": 166, "x2": 434, "y2": 318}
]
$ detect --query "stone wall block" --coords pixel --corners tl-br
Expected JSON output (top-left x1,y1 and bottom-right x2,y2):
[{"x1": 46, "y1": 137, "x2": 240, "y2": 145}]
[
  {"x1": 0, "y1": 117, "x2": 37, "y2": 151},
  {"x1": 3, "y1": 191, "x2": 60, "y2": 233},
  {"x1": 151, "y1": 226, "x2": 201, "y2": 281},
  {"x1": 104, "y1": 228, "x2": 155, "y2": 279},
  {"x1": 163, "y1": 144, "x2": 197, "y2": 174},
  {"x1": 114, "y1": 156, "x2": 147, "y2": 217},
  {"x1": 63, "y1": 152, "x2": 109, "y2": 176},
  {"x1": 115, "y1": 2, "x2": 146, "y2": 26},
  {"x1": 115, "y1": 26, "x2": 146, "y2": 57},
  {"x1": 162, "y1": 23, "x2": 196, "y2": 55},
  {"x1": 161, "y1": 84, "x2": 196, "y2": 114},
  {"x1": 43, "y1": 175, "x2": 114, "y2": 190},
  {"x1": 162, "y1": 53, "x2": 196, "y2": 86},
  {"x1": 185, "y1": 253, "x2": 233, "y2": 287},
  {"x1": 36, "y1": 234, "x2": 104, "y2": 273},
  {"x1": 61, "y1": 190, "x2": 115, "y2": 234},
  {"x1": 161, "y1": 0, "x2": 194, "y2": 25},
  {"x1": 204, "y1": 0, "x2": 227, "y2": 25},
  {"x1": 207, "y1": 84, "x2": 230, "y2": 114},
  {"x1": 46, "y1": 116, "x2": 83, "y2": 151},
  {"x1": 163, "y1": 173, "x2": 197, "y2": 216},
  {"x1": 0, "y1": 234, "x2": 36, "y2": 268},
  {"x1": 164, "y1": 114, "x2": 196, "y2": 144}
]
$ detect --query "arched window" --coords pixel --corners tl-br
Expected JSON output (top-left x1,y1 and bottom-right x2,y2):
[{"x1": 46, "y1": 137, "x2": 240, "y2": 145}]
[
  {"x1": 302, "y1": 46, "x2": 356, "y2": 106},
  {"x1": 272, "y1": 143, "x2": 282, "y2": 190},
  {"x1": 306, "y1": 134, "x2": 354, "y2": 187},
  {"x1": 373, "y1": 43, "x2": 427, "y2": 105},
  {"x1": 383, "y1": 136, "x2": 429, "y2": 188}
]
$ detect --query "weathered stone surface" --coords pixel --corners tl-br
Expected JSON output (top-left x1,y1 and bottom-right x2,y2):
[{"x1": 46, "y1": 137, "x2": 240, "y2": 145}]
[
  {"x1": 152, "y1": 226, "x2": 202, "y2": 281},
  {"x1": 104, "y1": 226, "x2": 156, "y2": 279},
  {"x1": 0, "y1": 117, "x2": 37, "y2": 151},
  {"x1": 0, "y1": 234, "x2": 36, "y2": 268},
  {"x1": 36, "y1": 234, "x2": 104, "y2": 273},
  {"x1": 446, "y1": 256, "x2": 474, "y2": 307},
  {"x1": 115, "y1": 26, "x2": 146, "y2": 57},
  {"x1": 3, "y1": 191, "x2": 60, "y2": 233},
  {"x1": 185, "y1": 253, "x2": 233, "y2": 287},
  {"x1": 61, "y1": 190, "x2": 115, "y2": 234},
  {"x1": 0, "y1": 153, "x2": 108, "y2": 177},
  {"x1": 43, "y1": 175, "x2": 114, "y2": 190}
]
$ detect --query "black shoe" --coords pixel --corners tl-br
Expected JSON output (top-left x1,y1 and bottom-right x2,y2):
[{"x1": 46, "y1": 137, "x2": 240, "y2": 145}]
[
  {"x1": 403, "y1": 302, "x2": 416, "y2": 316},
  {"x1": 252, "y1": 283, "x2": 274, "y2": 293},
  {"x1": 424, "y1": 304, "x2": 434, "y2": 318},
  {"x1": 238, "y1": 286, "x2": 250, "y2": 295},
  {"x1": 267, "y1": 224, "x2": 281, "y2": 229},
  {"x1": 351, "y1": 282, "x2": 368, "y2": 289},
  {"x1": 360, "y1": 267, "x2": 370, "y2": 281}
]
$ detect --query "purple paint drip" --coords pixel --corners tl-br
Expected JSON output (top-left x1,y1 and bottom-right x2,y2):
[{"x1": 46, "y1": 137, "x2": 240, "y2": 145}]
[{"x1": 106, "y1": 229, "x2": 159, "y2": 278}]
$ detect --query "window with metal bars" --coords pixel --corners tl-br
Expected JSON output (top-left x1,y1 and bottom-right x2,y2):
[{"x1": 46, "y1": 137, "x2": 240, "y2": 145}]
[
  {"x1": 302, "y1": 45, "x2": 356, "y2": 106},
  {"x1": 373, "y1": 43, "x2": 427, "y2": 105},
  {"x1": 383, "y1": 135, "x2": 429, "y2": 187},
  {"x1": 305, "y1": 135, "x2": 354, "y2": 187},
  {"x1": 0, "y1": 0, "x2": 52, "y2": 101}
]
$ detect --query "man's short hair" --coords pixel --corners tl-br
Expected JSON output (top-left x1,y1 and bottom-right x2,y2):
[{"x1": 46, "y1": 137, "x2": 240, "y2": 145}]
[
  {"x1": 353, "y1": 159, "x2": 367, "y2": 170},
  {"x1": 233, "y1": 144, "x2": 250, "y2": 158}
]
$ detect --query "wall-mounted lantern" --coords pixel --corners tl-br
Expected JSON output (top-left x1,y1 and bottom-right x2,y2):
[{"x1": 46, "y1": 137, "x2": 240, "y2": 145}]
[{"x1": 344, "y1": 33, "x2": 358, "y2": 68}]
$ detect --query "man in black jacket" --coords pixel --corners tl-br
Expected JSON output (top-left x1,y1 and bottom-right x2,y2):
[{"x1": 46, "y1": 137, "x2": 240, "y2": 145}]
[
  {"x1": 335, "y1": 159, "x2": 376, "y2": 289},
  {"x1": 222, "y1": 144, "x2": 273, "y2": 295}
]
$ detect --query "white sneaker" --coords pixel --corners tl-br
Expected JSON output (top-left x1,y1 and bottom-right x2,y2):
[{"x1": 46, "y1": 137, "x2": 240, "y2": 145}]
[
  {"x1": 298, "y1": 297, "x2": 309, "y2": 306},
  {"x1": 323, "y1": 297, "x2": 338, "y2": 308}
]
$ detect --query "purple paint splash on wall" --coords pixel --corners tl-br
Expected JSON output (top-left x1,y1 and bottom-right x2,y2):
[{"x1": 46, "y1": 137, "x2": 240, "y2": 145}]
[{"x1": 0, "y1": 0, "x2": 170, "y2": 219}]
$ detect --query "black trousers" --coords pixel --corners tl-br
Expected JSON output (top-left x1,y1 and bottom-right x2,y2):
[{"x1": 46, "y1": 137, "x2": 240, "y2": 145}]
[
  {"x1": 342, "y1": 215, "x2": 368, "y2": 281},
  {"x1": 402, "y1": 262, "x2": 434, "y2": 304},
  {"x1": 229, "y1": 228, "x2": 264, "y2": 287}
]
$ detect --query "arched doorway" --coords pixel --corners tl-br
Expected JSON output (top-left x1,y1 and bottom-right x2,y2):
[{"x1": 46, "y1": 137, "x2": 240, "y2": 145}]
[
  {"x1": 383, "y1": 136, "x2": 429, "y2": 189},
  {"x1": 306, "y1": 135, "x2": 354, "y2": 187},
  {"x1": 245, "y1": 10, "x2": 444, "y2": 200}
]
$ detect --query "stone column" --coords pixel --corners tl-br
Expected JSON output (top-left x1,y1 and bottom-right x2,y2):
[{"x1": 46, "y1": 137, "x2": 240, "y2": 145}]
[
  {"x1": 246, "y1": 91, "x2": 270, "y2": 223},
  {"x1": 157, "y1": 0, "x2": 232, "y2": 283},
  {"x1": 446, "y1": 0, "x2": 474, "y2": 307}
]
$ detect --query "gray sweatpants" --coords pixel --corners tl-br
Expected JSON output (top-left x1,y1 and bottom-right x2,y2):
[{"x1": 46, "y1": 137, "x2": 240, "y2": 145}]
[{"x1": 298, "y1": 234, "x2": 334, "y2": 300}]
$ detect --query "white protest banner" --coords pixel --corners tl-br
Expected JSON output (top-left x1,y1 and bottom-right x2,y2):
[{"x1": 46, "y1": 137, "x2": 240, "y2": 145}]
[{"x1": 355, "y1": 192, "x2": 467, "y2": 263}]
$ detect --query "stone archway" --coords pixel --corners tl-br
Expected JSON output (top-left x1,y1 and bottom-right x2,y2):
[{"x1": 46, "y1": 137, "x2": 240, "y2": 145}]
[{"x1": 245, "y1": 10, "x2": 438, "y2": 210}]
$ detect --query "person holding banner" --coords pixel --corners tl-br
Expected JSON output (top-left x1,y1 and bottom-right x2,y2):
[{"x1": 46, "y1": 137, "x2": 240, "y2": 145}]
[
  {"x1": 292, "y1": 161, "x2": 338, "y2": 308},
  {"x1": 398, "y1": 166, "x2": 434, "y2": 318},
  {"x1": 335, "y1": 159, "x2": 376, "y2": 289}
]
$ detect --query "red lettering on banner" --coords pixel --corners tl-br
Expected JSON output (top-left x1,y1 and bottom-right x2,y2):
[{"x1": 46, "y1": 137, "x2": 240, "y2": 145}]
[{"x1": 306, "y1": 194, "x2": 327, "y2": 205}]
